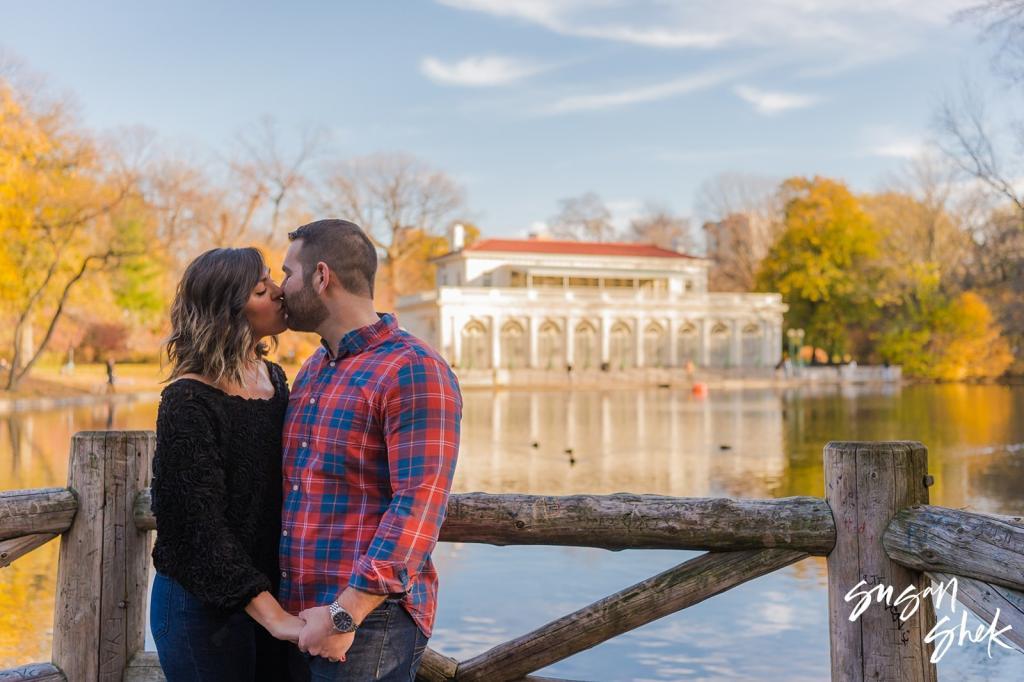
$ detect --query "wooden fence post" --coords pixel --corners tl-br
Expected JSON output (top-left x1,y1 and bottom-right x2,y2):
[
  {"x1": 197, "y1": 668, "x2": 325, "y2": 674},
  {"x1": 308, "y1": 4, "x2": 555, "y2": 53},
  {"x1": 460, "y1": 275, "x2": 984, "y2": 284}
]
[
  {"x1": 825, "y1": 441, "x2": 937, "y2": 682},
  {"x1": 52, "y1": 431, "x2": 155, "y2": 682}
]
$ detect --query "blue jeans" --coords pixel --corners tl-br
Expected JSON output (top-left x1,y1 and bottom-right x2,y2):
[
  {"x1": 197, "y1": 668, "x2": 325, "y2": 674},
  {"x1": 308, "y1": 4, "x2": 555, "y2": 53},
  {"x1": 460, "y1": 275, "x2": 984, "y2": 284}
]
[
  {"x1": 288, "y1": 600, "x2": 428, "y2": 682},
  {"x1": 150, "y1": 572, "x2": 288, "y2": 682}
]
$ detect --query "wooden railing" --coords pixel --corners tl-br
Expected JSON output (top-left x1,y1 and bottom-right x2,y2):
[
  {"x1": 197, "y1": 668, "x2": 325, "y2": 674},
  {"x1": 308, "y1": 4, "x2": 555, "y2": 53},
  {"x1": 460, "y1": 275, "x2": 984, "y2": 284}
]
[{"x1": 0, "y1": 433, "x2": 1022, "y2": 681}]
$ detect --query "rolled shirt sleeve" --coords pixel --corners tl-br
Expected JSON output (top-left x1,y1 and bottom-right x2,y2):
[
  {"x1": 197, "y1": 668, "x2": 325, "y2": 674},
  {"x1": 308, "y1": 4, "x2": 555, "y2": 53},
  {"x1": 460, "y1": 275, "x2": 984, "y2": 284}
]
[{"x1": 348, "y1": 356, "x2": 462, "y2": 595}]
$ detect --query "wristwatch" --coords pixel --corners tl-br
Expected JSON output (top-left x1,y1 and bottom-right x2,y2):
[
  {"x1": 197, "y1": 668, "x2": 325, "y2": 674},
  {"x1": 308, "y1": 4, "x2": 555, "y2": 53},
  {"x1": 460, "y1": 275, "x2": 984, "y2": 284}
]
[{"x1": 328, "y1": 600, "x2": 358, "y2": 633}]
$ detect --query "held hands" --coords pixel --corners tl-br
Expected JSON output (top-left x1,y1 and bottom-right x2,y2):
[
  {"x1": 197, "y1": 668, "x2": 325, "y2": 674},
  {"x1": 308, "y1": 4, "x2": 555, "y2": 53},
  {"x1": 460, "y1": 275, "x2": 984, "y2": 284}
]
[{"x1": 298, "y1": 605, "x2": 355, "y2": 662}]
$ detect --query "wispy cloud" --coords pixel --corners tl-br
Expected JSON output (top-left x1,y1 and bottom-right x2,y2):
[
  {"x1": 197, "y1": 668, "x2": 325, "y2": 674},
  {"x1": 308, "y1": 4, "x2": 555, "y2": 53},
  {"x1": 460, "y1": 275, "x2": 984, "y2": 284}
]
[
  {"x1": 420, "y1": 55, "x2": 546, "y2": 87},
  {"x1": 436, "y1": 0, "x2": 733, "y2": 49},
  {"x1": 734, "y1": 85, "x2": 821, "y2": 115},
  {"x1": 863, "y1": 126, "x2": 927, "y2": 159},
  {"x1": 869, "y1": 139, "x2": 927, "y2": 159},
  {"x1": 436, "y1": 0, "x2": 971, "y2": 68},
  {"x1": 547, "y1": 66, "x2": 746, "y2": 114}
]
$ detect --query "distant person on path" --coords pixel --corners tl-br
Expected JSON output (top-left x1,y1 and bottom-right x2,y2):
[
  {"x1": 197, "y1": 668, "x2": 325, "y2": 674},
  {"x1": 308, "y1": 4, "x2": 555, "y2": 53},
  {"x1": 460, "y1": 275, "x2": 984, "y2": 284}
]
[
  {"x1": 277, "y1": 219, "x2": 462, "y2": 681},
  {"x1": 105, "y1": 357, "x2": 116, "y2": 393},
  {"x1": 150, "y1": 248, "x2": 302, "y2": 681}
]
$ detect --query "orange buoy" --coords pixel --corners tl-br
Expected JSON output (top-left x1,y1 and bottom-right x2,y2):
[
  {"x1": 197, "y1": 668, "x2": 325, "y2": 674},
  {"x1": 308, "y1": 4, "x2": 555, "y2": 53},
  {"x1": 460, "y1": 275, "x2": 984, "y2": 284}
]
[{"x1": 691, "y1": 382, "x2": 708, "y2": 398}]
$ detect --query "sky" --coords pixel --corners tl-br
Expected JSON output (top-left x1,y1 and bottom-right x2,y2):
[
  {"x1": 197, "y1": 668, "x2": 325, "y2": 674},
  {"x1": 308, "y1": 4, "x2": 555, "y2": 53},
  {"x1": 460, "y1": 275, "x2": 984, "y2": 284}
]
[{"x1": 0, "y1": 0, "x2": 1002, "y2": 238}]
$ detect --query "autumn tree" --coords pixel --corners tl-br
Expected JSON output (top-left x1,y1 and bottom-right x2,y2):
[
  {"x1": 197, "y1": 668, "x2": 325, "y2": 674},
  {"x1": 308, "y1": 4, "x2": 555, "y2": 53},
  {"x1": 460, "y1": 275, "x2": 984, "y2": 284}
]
[
  {"x1": 862, "y1": 156, "x2": 972, "y2": 302},
  {"x1": 756, "y1": 177, "x2": 886, "y2": 356},
  {"x1": 0, "y1": 79, "x2": 151, "y2": 389},
  {"x1": 550, "y1": 192, "x2": 615, "y2": 242},
  {"x1": 696, "y1": 173, "x2": 783, "y2": 291},
  {"x1": 315, "y1": 153, "x2": 464, "y2": 308},
  {"x1": 878, "y1": 287, "x2": 1012, "y2": 380}
]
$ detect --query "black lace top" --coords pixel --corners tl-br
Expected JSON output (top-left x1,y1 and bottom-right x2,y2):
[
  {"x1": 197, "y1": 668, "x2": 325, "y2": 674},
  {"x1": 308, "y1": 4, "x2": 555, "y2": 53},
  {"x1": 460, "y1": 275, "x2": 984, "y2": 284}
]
[{"x1": 151, "y1": 360, "x2": 288, "y2": 611}]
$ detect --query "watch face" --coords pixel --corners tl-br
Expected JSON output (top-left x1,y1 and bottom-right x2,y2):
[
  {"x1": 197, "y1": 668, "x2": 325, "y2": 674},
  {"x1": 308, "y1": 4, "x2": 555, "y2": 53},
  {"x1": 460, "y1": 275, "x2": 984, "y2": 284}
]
[{"x1": 332, "y1": 608, "x2": 355, "y2": 632}]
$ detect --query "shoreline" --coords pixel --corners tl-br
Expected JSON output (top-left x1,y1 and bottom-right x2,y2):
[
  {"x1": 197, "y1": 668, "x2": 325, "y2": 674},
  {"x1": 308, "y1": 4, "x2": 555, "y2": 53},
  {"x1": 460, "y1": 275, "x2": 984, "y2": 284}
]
[
  {"x1": 1, "y1": 371, "x2": 1017, "y2": 413},
  {"x1": 0, "y1": 389, "x2": 162, "y2": 416}
]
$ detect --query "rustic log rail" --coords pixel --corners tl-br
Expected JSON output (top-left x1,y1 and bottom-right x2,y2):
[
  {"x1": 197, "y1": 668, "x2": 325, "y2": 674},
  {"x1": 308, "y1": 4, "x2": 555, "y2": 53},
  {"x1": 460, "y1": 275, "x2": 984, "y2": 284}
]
[{"x1": 0, "y1": 434, "x2": 1022, "y2": 681}]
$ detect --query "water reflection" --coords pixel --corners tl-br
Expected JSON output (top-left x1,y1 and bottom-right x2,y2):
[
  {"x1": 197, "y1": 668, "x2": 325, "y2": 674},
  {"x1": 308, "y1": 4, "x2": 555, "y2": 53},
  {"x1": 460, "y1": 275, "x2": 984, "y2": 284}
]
[
  {"x1": 1, "y1": 385, "x2": 1023, "y2": 679},
  {"x1": 457, "y1": 390, "x2": 787, "y2": 499}
]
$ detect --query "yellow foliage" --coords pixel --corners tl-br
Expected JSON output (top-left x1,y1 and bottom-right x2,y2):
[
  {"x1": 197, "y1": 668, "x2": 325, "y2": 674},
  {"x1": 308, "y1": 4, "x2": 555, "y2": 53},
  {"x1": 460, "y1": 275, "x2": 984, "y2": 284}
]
[
  {"x1": 931, "y1": 292, "x2": 1013, "y2": 381},
  {"x1": 757, "y1": 176, "x2": 883, "y2": 353}
]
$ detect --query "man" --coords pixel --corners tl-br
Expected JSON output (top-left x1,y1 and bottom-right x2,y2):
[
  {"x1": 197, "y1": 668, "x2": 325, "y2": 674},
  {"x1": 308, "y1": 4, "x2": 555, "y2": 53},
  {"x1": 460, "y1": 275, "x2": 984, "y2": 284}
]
[{"x1": 278, "y1": 219, "x2": 462, "y2": 681}]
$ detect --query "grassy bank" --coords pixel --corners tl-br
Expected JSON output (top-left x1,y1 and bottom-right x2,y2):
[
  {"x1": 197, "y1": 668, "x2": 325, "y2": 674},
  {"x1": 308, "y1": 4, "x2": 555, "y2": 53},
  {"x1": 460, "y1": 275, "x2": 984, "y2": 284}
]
[{"x1": 0, "y1": 363, "x2": 166, "y2": 401}]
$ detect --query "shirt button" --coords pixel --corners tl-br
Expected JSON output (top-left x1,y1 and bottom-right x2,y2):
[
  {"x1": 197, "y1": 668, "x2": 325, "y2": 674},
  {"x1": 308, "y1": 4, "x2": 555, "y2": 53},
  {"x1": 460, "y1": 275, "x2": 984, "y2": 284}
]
[
  {"x1": 309, "y1": 397, "x2": 316, "y2": 405},
  {"x1": 329, "y1": 361, "x2": 336, "y2": 368},
  {"x1": 281, "y1": 571, "x2": 287, "y2": 578},
  {"x1": 282, "y1": 530, "x2": 288, "y2": 537},
  {"x1": 292, "y1": 484, "x2": 299, "y2": 491},
  {"x1": 301, "y1": 441, "x2": 308, "y2": 448}
]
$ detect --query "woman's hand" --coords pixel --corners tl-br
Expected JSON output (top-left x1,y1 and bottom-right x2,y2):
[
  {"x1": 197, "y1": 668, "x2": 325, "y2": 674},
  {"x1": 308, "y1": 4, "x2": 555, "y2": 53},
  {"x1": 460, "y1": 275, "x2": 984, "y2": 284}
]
[
  {"x1": 271, "y1": 613, "x2": 305, "y2": 642},
  {"x1": 246, "y1": 591, "x2": 305, "y2": 642}
]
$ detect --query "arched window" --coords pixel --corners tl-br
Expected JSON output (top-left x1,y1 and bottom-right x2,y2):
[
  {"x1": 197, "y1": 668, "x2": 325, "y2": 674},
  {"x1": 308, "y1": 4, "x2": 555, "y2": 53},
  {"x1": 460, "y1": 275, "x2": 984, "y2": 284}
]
[
  {"x1": 709, "y1": 322, "x2": 731, "y2": 369},
  {"x1": 537, "y1": 320, "x2": 564, "y2": 370},
  {"x1": 741, "y1": 322, "x2": 763, "y2": 367},
  {"x1": 676, "y1": 322, "x2": 700, "y2": 366},
  {"x1": 460, "y1": 320, "x2": 490, "y2": 369},
  {"x1": 643, "y1": 322, "x2": 667, "y2": 368},
  {"x1": 500, "y1": 320, "x2": 527, "y2": 369},
  {"x1": 609, "y1": 321, "x2": 634, "y2": 370},
  {"x1": 574, "y1": 321, "x2": 599, "y2": 370}
]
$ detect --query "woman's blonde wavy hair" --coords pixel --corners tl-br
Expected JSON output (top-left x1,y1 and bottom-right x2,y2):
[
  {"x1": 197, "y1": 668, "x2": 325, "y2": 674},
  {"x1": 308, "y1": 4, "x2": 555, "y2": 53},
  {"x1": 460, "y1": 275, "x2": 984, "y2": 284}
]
[{"x1": 165, "y1": 247, "x2": 276, "y2": 387}]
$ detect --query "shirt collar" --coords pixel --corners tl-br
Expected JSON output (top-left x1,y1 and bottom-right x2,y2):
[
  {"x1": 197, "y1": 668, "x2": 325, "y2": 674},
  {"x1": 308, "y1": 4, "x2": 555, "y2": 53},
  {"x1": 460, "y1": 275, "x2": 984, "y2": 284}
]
[{"x1": 321, "y1": 313, "x2": 398, "y2": 360}]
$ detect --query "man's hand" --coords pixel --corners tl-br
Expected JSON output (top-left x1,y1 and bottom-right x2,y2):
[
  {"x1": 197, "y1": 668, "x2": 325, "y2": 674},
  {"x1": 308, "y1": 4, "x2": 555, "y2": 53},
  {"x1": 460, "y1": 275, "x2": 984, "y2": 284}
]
[
  {"x1": 297, "y1": 589, "x2": 387, "y2": 662},
  {"x1": 315, "y1": 631, "x2": 355, "y2": 663},
  {"x1": 297, "y1": 606, "x2": 337, "y2": 657}
]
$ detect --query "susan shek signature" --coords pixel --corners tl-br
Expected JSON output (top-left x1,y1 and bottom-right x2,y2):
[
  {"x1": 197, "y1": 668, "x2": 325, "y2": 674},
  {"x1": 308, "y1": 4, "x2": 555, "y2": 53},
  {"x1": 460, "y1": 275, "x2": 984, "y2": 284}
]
[{"x1": 844, "y1": 577, "x2": 1017, "y2": 663}]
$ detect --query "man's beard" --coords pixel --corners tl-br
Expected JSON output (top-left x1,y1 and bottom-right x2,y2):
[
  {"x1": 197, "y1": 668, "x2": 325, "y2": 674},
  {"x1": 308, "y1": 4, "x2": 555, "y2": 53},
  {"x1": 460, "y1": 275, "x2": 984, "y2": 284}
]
[{"x1": 284, "y1": 284, "x2": 329, "y2": 332}]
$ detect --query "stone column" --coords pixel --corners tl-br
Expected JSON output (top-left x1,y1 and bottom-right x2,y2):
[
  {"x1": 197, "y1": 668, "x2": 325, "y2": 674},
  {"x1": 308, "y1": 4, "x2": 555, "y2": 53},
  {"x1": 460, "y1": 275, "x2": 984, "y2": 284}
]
[
  {"x1": 452, "y1": 316, "x2": 463, "y2": 368},
  {"x1": 491, "y1": 316, "x2": 501, "y2": 370},
  {"x1": 763, "y1": 321, "x2": 775, "y2": 368},
  {"x1": 529, "y1": 315, "x2": 540, "y2": 369},
  {"x1": 634, "y1": 317, "x2": 644, "y2": 368},
  {"x1": 600, "y1": 316, "x2": 611, "y2": 366},
  {"x1": 439, "y1": 309, "x2": 453, "y2": 364},
  {"x1": 730, "y1": 319, "x2": 742, "y2": 368},
  {"x1": 701, "y1": 319, "x2": 711, "y2": 367},
  {"x1": 565, "y1": 317, "x2": 575, "y2": 367},
  {"x1": 667, "y1": 318, "x2": 678, "y2": 368}
]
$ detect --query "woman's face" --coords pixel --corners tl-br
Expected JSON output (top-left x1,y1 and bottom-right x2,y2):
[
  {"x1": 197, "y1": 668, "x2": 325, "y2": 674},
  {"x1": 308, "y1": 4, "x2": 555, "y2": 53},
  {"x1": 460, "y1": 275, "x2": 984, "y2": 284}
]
[{"x1": 244, "y1": 269, "x2": 287, "y2": 339}]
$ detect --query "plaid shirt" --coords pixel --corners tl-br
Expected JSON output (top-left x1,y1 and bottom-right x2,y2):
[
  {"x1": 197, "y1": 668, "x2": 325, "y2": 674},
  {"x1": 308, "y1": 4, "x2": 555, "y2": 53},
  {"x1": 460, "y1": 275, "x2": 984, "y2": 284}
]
[{"x1": 278, "y1": 313, "x2": 461, "y2": 636}]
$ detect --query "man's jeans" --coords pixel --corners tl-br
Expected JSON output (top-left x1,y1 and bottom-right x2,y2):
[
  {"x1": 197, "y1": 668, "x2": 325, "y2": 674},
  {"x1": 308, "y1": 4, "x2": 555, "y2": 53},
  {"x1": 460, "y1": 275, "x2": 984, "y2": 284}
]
[{"x1": 289, "y1": 600, "x2": 428, "y2": 682}]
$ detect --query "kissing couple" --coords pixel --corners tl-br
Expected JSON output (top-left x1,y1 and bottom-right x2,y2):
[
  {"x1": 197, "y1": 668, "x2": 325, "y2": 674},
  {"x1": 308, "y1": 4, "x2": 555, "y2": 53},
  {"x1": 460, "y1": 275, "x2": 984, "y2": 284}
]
[{"x1": 148, "y1": 219, "x2": 462, "y2": 681}]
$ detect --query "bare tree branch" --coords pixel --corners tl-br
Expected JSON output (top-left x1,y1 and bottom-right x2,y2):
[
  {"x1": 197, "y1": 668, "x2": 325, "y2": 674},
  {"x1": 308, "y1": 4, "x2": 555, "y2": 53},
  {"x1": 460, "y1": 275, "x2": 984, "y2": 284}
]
[
  {"x1": 550, "y1": 192, "x2": 614, "y2": 242},
  {"x1": 316, "y1": 153, "x2": 464, "y2": 303}
]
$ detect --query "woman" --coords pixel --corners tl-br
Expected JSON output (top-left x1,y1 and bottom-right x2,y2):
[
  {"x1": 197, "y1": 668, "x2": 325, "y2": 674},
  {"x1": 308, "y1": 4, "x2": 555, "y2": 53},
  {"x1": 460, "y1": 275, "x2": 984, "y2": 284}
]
[{"x1": 150, "y1": 247, "x2": 301, "y2": 681}]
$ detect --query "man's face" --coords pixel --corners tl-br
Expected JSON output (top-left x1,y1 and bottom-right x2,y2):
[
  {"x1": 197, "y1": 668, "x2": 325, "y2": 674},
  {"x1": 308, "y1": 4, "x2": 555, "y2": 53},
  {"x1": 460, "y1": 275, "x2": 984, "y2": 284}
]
[{"x1": 281, "y1": 241, "x2": 329, "y2": 332}]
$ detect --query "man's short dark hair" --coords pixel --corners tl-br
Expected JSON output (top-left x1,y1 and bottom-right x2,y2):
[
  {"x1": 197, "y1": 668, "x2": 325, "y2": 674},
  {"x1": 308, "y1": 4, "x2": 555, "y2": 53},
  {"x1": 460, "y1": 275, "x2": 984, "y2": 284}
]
[{"x1": 288, "y1": 219, "x2": 377, "y2": 297}]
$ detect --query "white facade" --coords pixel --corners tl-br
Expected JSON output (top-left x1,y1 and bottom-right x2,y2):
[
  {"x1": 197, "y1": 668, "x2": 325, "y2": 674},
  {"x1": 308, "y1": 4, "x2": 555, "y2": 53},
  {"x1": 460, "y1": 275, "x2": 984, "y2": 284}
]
[{"x1": 395, "y1": 239, "x2": 788, "y2": 371}]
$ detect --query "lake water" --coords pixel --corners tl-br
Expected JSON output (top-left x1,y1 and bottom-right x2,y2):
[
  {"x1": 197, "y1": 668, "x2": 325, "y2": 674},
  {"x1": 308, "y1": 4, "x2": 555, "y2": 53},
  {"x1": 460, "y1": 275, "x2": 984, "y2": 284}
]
[{"x1": 1, "y1": 383, "x2": 1022, "y2": 680}]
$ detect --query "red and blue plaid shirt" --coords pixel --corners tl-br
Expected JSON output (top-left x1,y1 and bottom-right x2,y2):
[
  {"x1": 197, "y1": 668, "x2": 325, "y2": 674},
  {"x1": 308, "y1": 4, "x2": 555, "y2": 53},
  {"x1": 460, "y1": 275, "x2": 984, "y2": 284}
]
[{"x1": 279, "y1": 313, "x2": 461, "y2": 636}]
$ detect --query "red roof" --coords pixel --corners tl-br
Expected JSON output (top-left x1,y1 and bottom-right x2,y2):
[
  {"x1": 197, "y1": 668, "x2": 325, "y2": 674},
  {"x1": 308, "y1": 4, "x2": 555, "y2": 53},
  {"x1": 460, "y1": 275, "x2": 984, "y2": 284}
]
[{"x1": 464, "y1": 238, "x2": 695, "y2": 259}]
